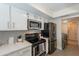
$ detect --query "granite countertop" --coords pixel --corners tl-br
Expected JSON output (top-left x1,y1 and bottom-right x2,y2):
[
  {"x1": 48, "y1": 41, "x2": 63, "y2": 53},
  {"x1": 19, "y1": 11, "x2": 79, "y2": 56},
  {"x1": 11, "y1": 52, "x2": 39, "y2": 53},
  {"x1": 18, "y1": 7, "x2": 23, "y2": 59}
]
[{"x1": 0, "y1": 40, "x2": 32, "y2": 56}]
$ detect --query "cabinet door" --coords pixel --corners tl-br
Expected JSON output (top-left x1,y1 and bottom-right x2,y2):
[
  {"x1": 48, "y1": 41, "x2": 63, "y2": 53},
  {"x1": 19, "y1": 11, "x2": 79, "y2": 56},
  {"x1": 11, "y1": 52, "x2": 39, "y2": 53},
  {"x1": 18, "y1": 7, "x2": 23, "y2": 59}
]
[
  {"x1": 6, "y1": 46, "x2": 32, "y2": 56},
  {"x1": 11, "y1": 7, "x2": 27, "y2": 30},
  {"x1": 6, "y1": 51, "x2": 20, "y2": 56},
  {"x1": 20, "y1": 46, "x2": 32, "y2": 56},
  {"x1": 0, "y1": 4, "x2": 10, "y2": 30}
]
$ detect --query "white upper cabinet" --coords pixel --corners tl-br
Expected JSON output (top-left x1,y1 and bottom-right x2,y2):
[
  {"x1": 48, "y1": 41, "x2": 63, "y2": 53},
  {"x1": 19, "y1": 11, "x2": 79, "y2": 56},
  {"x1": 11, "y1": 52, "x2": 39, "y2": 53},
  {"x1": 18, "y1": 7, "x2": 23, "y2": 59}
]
[
  {"x1": 0, "y1": 4, "x2": 10, "y2": 31},
  {"x1": 0, "y1": 4, "x2": 28, "y2": 31},
  {"x1": 11, "y1": 7, "x2": 27, "y2": 30}
]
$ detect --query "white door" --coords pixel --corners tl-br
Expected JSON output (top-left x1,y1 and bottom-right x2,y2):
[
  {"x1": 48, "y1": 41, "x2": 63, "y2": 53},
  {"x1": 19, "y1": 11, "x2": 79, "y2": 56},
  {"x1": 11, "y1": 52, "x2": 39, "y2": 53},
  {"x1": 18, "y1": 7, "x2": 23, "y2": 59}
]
[
  {"x1": 0, "y1": 4, "x2": 10, "y2": 31},
  {"x1": 11, "y1": 7, "x2": 27, "y2": 30}
]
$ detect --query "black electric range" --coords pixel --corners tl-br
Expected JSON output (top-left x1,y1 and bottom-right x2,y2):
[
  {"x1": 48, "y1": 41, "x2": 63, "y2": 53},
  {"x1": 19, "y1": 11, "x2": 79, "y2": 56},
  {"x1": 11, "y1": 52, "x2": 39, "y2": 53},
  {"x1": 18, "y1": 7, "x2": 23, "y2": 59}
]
[{"x1": 25, "y1": 33, "x2": 46, "y2": 56}]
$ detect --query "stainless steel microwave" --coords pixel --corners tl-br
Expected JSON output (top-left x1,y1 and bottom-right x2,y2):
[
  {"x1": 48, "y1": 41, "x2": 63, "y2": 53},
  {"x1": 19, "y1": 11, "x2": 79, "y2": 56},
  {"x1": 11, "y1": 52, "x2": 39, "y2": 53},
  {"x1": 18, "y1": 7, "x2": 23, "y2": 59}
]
[{"x1": 27, "y1": 19, "x2": 42, "y2": 30}]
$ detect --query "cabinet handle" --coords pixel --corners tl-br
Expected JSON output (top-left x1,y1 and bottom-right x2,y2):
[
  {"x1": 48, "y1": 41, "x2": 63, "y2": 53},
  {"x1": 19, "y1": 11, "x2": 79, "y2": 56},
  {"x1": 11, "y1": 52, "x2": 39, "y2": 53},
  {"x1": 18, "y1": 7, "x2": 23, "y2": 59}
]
[{"x1": 13, "y1": 22, "x2": 15, "y2": 28}]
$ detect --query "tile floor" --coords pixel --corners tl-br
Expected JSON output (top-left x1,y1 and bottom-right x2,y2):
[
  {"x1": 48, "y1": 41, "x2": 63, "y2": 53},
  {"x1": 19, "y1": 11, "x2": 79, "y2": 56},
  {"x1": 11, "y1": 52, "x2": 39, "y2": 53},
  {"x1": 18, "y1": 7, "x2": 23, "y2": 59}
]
[{"x1": 49, "y1": 46, "x2": 79, "y2": 56}]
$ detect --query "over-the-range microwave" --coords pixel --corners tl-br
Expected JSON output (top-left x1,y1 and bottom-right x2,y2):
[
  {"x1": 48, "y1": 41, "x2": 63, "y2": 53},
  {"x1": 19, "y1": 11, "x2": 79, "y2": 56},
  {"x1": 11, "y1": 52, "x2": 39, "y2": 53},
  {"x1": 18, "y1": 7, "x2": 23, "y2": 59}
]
[{"x1": 27, "y1": 19, "x2": 42, "y2": 30}]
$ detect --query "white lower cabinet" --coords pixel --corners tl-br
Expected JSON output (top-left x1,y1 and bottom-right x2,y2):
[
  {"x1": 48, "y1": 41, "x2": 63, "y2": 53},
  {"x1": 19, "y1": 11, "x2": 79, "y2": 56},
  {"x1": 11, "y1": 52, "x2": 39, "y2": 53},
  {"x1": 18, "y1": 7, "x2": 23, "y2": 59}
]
[
  {"x1": 6, "y1": 46, "x2": 32, "y2": 56},
  {"x1": 19, "y1": 46, "x2": 31, "y2": 56},
  {"x1": 7, "y1": 51, "x2": 20, "y2": 56}
]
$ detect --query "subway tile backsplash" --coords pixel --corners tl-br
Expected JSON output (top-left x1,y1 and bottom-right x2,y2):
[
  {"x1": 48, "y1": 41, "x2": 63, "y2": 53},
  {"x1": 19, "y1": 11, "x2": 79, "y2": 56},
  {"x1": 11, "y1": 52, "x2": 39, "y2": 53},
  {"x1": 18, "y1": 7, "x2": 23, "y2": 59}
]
[{"x1": 0, "y1": 30, "x2": 41, "y2": 44}]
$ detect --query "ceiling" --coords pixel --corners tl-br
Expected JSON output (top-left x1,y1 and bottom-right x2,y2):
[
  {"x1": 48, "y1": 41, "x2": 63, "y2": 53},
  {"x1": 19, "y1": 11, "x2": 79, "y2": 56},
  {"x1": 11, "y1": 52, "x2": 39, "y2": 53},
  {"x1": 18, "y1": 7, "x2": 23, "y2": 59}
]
[
  {"x1": 30, "y1": 3, "x2": 75, "y2": 12},
  {"x1": 29, "y1": 3, "x2": 79, "y2": 18}
]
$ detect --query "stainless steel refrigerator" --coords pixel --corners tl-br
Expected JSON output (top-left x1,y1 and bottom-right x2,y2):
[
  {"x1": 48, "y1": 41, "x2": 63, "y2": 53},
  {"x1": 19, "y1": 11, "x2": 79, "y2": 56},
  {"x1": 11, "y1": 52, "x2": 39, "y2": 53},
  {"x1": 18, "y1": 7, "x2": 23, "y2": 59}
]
[{"x1": 44, "y1": 22, "x2": 57, "y2": 54}]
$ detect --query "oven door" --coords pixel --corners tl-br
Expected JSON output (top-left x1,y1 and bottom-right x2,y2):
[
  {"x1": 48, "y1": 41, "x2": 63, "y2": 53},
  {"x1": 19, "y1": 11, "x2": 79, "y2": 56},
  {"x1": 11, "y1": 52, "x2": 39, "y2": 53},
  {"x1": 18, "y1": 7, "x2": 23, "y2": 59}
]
[
  {"x1": 32, "y1": 45, "x2": 39, "y2": 56},
  {"x1": 32, "y1": 43, "x2": 46, "y2": 56}
]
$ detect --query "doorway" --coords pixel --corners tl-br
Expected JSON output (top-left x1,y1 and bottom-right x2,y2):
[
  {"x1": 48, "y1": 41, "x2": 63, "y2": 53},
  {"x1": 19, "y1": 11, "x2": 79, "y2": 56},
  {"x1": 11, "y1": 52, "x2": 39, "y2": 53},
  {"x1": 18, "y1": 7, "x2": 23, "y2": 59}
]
[
  {"x1": 62, "y1": 17, "x2": 79, "y2": 48},
  {"x1": 67, "y1": 20, "x2": 78, "y2": 48}
]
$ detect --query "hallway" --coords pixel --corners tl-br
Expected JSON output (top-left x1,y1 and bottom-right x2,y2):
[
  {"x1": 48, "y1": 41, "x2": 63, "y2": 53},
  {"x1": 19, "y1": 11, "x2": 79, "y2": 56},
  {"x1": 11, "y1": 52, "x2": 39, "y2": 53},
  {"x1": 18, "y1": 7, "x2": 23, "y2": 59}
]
[{"x1": 50, "y1": 47, "x2": 79, "y2": 56}]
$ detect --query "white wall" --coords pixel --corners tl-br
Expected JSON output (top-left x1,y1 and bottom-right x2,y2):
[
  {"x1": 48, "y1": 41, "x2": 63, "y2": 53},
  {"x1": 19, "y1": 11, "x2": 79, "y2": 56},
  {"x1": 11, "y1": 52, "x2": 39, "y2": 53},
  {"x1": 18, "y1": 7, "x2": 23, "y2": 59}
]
[
  {"x1": 48, "y1": 19, "x2": 56, "y2": 23},
  {"x1": 55, "y1": 18, "x2": 62, "y2": 50},
  {"x1": 62, "y1": 22, "x2": 68, "y2": 34}
]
